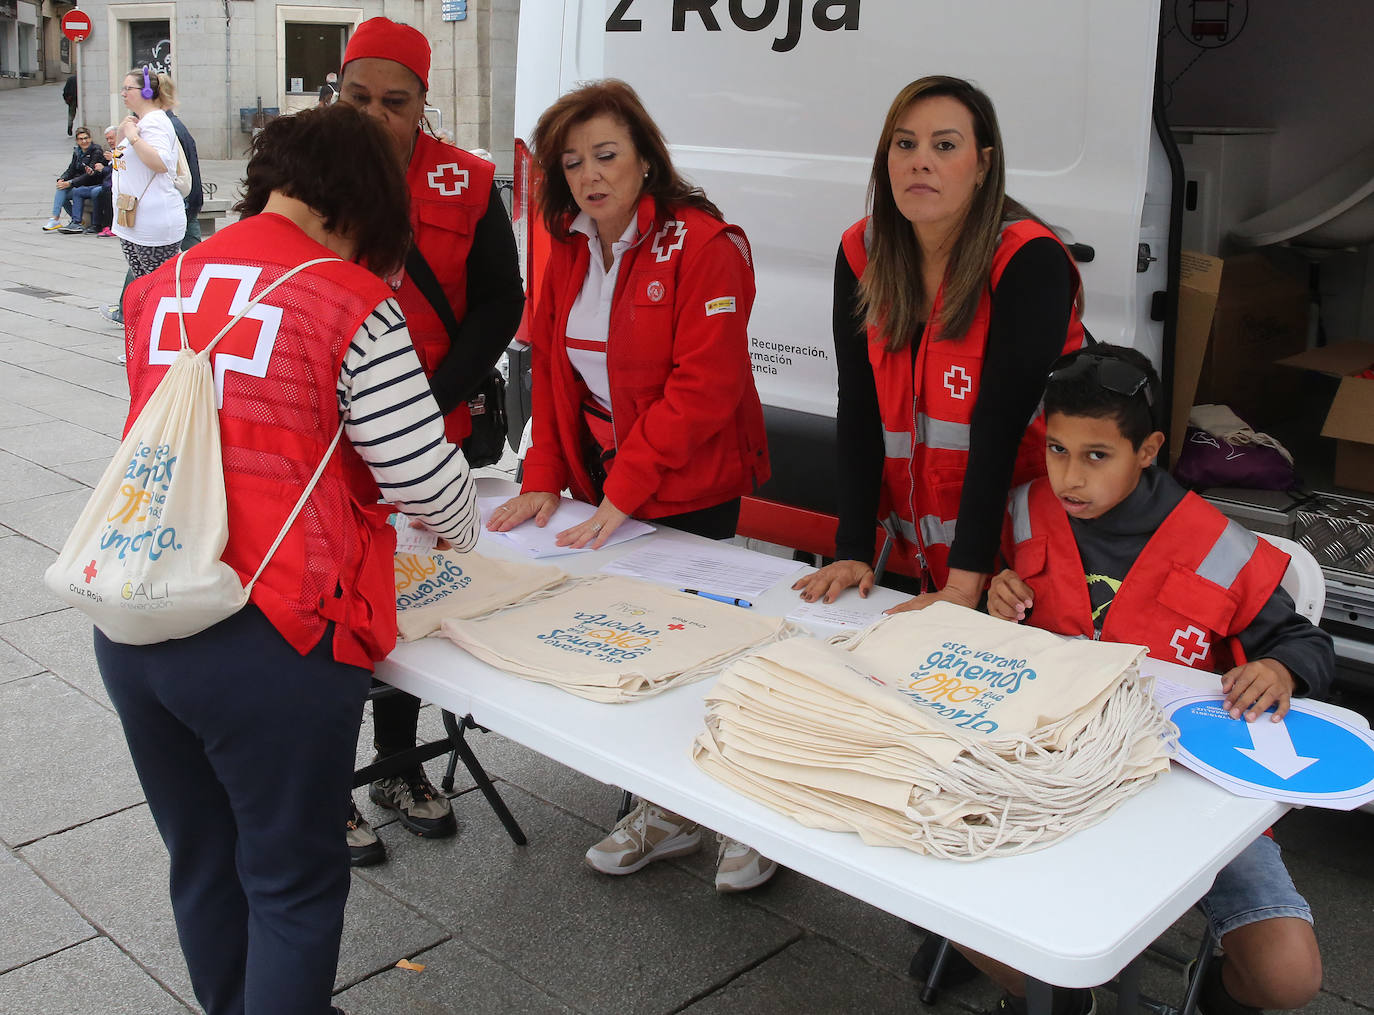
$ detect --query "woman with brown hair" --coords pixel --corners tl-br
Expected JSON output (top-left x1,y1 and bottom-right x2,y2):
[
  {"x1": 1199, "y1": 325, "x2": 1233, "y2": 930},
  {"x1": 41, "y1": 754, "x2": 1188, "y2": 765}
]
[
  {"x1": 97, "y1": 103, "x2": 478, "y2": 1015},
  {"x1": 794, "y1": 75, "x2": 1085, "y2": 612},
  {"x1": 488, "y1": 79, "x2": 774, "y2": 891}
]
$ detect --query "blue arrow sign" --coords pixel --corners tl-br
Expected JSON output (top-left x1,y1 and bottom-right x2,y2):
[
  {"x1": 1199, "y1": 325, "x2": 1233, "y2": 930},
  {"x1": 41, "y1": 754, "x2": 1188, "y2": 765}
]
[{"x1": 1167, "y1": 696, "x2": 1374, "y2": 809}]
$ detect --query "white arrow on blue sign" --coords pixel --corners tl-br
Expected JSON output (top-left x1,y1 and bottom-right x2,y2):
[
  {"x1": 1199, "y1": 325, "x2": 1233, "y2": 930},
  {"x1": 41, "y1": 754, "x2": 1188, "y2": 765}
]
[{"x1": 1167, "y1": 695, "x2": 1374, "y2": 809}]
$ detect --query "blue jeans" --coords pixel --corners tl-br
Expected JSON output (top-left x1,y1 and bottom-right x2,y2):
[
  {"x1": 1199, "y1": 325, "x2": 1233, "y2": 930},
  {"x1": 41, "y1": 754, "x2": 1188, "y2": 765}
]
[
  {"x1": 1200, "y1": 834, "x2": 1313, "y2": 938},
  {"x1": 71, "y1": 184, "x2": 102, "y2": 226},
  {"x1": 50, "y1": 186, "x2": 74, "y2": 219}
]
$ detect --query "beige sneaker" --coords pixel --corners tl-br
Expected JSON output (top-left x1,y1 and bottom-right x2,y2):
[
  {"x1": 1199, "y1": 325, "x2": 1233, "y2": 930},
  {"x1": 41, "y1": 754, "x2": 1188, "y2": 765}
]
[
  {"x1": 584, "y1": 800, "x2": 701, "y2": 875},
  {"x1": 714, "y1": 836, "x2": 778, "y2": 892},
  {"x1": 368, "y1": 765, "x2": 457, "y2": 838}
]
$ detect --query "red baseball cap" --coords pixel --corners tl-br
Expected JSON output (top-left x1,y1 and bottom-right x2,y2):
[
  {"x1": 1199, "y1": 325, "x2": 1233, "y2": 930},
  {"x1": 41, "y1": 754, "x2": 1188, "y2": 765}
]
[{"x1": 342, "y1": 17, "x2": 430, "y2": 91}]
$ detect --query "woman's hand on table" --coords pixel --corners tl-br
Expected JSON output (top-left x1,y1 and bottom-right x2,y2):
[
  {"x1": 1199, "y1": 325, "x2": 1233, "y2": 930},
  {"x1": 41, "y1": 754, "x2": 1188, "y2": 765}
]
[
  {"x1": 883, "y1": 568, "x2": 986, "y2": 615},
  {"x1": 793, "y1": 559, "x2": 874, "y2": 603},
  {"x1": 486, "y1": 491, "x2": 558, "y2": 532},
  {"x1": 556, "y1": 498, "x2": 628, "y2": 550}
]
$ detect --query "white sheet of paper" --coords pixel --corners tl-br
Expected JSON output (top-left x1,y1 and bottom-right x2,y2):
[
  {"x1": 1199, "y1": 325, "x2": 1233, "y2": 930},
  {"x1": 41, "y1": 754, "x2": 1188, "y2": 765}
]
[
  {"x1": 601, "y1": 542, "x2": 804, "y2": 598},
  {"x1": 786, "y1": 597, "x2": 887, "y2": 631},
  {"x1": 478, "y1": 496, "x2": 655, "y2": 557},
  {"x1": 1151, "y1": 677, "x2": 1200, "y2": 709}
]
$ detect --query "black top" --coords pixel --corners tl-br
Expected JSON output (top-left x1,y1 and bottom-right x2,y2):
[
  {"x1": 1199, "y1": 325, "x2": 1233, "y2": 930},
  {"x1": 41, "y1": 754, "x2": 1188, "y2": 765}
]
[
  {"x1": 425, "y1": 182, "x2": 526, "y2": 412},
  {"x1": 60, "y1": 143, "x2": 106, "y2": 187},
  {"x1": 832, "y1": 235, "x2": 1076, "y2": 573},
  {"x1": 166, "y1": 112, "x2": 204, "y2": 214},
  {"x1": 1069, "y1": 466, "x2": 1335, "y2": 697}
]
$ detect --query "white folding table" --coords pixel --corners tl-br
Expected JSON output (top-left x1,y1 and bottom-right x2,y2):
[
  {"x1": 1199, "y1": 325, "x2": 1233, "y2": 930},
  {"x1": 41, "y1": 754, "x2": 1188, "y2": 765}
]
[{"x1": 376, "y1": 478, "x2": 1352, "y2": 1010}]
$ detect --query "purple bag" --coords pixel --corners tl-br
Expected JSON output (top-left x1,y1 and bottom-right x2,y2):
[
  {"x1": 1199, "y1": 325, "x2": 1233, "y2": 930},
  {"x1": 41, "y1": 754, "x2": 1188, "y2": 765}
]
[{"x1": 1173, "y1": 426, "x2": 1297, "y2": 491}]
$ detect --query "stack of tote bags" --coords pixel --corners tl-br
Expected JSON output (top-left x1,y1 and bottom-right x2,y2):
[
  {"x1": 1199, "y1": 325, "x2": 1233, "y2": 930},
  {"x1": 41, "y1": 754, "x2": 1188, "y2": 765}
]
[
  {"x1": 693, "y1": 601, "x2": 1177, "y2": 860},
  {"x1": 440, "y1": 575, "x2": 799, "y2": 703}
]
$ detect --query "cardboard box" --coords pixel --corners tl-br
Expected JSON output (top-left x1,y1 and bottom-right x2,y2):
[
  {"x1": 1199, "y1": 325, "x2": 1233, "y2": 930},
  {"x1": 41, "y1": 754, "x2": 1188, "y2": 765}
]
[
  {"x1": 1278, "y1": 341, "x2": 1374, "y2": 494},
  {"x1": 1172, "y1": 252, "x2": 1310, "y2": 463}
]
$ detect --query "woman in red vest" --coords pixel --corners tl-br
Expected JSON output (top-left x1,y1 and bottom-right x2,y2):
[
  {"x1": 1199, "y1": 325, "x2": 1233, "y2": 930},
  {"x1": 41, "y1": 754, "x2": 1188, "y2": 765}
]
[
  {"x1": 794, "y1": 75, "x2": 1085, "y2": 614},
  {"x1": 335, "y1": 17, "x2": 525, "y2": 863},
  {"x1": 488, "y1": 80, "x2": 774, "y2": 891},
  {"x1": 96, "y1": 105, "x2": 479, "y2": 1015}
]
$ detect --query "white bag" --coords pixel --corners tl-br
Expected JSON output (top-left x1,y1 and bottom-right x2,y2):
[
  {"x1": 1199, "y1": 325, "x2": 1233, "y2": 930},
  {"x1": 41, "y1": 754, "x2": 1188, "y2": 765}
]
[
  {"x1": 173, "y1": 140, "x2": 193, "y2": 198},
  {"x1": 395, "y1": 548, "x2": 569, "y2": 641},
  {"x1": 44, "y1": 253, "x2": 340, "y2": 645}
]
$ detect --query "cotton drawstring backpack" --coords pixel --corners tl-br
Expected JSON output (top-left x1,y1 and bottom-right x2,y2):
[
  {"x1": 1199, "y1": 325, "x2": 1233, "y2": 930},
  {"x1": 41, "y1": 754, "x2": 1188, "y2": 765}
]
[
  {"x1": 439, "y1": 574, "x2": 801, "y2": 703},
  {"x1": 693, "y1": 601, "x2": 1177, "y2": 860},
  {"x1": 44, "y1": 252, "x2": 344, "y2": 645},
  {"x1": 395, "y1": 548, "x2": 569, "y2": 641}
]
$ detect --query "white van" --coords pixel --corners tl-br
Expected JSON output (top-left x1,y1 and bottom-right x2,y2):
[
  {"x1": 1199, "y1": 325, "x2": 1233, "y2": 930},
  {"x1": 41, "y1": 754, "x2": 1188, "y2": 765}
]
[{"x1": 509, "y1": 0, "x2": 1178, "y2": 517}]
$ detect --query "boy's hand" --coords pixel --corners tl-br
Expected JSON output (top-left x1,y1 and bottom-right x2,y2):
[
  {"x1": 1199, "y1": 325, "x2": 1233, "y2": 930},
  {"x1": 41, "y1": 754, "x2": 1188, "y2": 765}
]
[
  {"x1": 1220, "y1": 658, "x2": 1296, "y2": 722},
  {"x1": 987, "y1": 569, "x2": 1034, "y2": 622}
]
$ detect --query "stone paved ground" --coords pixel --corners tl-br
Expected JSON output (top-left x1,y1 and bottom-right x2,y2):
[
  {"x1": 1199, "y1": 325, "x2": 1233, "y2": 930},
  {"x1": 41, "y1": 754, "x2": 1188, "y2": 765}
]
[{"x1": 1, "y1": 82, "x2": 1372, "y2": 1015}]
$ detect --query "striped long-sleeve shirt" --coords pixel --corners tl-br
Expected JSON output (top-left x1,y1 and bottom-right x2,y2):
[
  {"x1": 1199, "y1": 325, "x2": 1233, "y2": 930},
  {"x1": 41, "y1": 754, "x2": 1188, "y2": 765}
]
[{"x1": 337, "y1": 298, "x2": 479, "y2": 551}]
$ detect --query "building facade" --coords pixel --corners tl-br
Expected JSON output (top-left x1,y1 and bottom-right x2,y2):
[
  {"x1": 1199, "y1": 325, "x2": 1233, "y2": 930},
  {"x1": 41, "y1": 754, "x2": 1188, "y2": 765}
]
[
  {"x1": 67, "y1": 0, "x2": 519, "y2": 168},
  {"x1": 0, "y1": 1, "x2": 42, "y2": 88}
]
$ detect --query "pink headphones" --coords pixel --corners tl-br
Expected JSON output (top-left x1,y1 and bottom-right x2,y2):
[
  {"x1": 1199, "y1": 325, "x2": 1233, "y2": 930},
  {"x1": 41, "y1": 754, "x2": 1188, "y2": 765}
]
[{"x1": 140, "y1": 66, "x2": 154, "y2": 100}]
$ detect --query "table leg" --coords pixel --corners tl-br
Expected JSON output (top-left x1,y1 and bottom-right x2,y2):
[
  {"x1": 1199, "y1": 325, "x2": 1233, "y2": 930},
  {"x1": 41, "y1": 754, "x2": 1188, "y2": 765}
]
[
  {"x1": 1026, "y1": 977, "x2": 1054, "y2": 1015},
  {"x1": 441, "y1": 711, "x2": 529, "y2": 846},
  {"x1": 1116, "y1": 958, "x2": 1143, "y2": 1015}
]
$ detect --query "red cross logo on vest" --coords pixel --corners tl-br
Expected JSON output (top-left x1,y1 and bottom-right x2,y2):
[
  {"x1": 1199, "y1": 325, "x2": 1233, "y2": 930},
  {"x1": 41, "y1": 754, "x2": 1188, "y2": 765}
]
[
  {"x1": 147, "y1": 265, "x2": 285, "y2": 408},
  {"x1": 651, "y1": 220, "x2": 687, "y2": 263},
  {"x1": 427, "y1": 163, "x2": 469, "y2": 196},
  {"x1": 1170, "y1": 625, "x2": 1211, "y2": 666},
  {"x1": 943, "y1": 365, "x2": 973, "y2": 400},
  {"x1": 82, "y1": 560, "x2": 98, "y2": 584}
]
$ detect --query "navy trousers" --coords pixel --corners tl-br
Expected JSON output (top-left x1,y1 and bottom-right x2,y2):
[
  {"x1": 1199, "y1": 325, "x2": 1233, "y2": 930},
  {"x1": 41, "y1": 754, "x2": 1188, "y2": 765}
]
[{"x1": 96, "y1": 606, "x2": 371, "y2": 1015}]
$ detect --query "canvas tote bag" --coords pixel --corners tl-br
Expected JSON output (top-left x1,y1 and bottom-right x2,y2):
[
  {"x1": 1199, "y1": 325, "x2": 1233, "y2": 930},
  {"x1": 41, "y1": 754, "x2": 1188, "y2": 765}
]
[
  {"x1": 440, "y1": 574, "x2": 801, "y2": 703},
  {"x1": 694, "y1": 601, "x2": 1176, "y2": 859},
  {"x1": 395, "y1": 547, "x2": 569, "y2": 641},
  {"x1": 44, "y1": 253, "x2": 343, "y2": 645}
]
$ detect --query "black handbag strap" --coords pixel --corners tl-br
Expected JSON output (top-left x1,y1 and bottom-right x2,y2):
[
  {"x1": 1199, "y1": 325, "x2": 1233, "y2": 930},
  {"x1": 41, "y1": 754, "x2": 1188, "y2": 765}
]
[{"x1": 404, "y1": 244, "x2": 463, "y2": 345}]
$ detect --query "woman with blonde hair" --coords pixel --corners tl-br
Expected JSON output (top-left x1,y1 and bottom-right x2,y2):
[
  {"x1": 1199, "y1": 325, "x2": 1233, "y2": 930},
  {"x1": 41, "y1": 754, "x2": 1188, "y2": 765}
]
[
  {"x1": 795, "y1": 75, "x2": 1085, "y2": 613},
  {"x1": 101, "y1": 66, "x2": 186, "y2": 327}
]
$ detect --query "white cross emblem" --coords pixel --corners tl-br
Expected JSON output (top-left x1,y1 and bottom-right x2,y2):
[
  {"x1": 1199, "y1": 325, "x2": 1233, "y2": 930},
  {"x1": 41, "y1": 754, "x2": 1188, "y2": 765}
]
[
  {"x1": 943, "y1": 365, "x2": 973, "y2": 399},
  {"x1": 148, "y1": 264, "x2": 284, "y2": 408},
  {"x1": 651, "y1": 220, "x2": 687, "y2": 262},
  {"x1": 427, "y1": 162, "x2": 469, "y2": 196},
  {"x1": 1170, "y1": 625, "x2": 1211, "y2": 667}
]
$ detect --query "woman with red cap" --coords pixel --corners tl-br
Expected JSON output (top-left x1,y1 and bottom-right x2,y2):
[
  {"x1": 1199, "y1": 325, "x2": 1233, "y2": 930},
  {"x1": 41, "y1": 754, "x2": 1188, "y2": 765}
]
[{"x1": 335, "y1": 17, "x2": 525, "y2": 865}]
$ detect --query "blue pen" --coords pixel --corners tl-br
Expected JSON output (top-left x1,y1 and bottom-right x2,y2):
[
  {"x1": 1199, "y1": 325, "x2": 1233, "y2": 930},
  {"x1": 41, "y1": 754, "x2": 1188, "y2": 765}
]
[{"x1": 680, "y1": 588, "x2": 753, "y2": 609}]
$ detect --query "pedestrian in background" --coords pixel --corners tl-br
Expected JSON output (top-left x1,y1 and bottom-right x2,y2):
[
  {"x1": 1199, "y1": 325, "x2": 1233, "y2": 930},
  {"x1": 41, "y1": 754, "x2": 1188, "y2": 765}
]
[
  {"x1": 100, "y1": 67, "x2": 185, "y2": 328},
  {"x1": 317, "y1": 71, "x2": 338, "y2": 107},
  {"x1": 62, "y1": 74, "x2": 77, "y2": 135},
  {"x1": 95, "y1": 125, "x2": 118, "y2": 236},
  {"x1": 43, "y1": 126, "x2": 104, "y2": 231}
]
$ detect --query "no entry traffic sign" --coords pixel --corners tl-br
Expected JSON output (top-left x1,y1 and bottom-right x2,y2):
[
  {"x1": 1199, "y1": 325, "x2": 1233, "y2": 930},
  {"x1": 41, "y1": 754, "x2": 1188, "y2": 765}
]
[
  {"x1": 1167, "y1": 694, "x2": 1374, "y2": 809},
  {"x1": 62, "y1": 10, "x2": 93, "y2": 43}
]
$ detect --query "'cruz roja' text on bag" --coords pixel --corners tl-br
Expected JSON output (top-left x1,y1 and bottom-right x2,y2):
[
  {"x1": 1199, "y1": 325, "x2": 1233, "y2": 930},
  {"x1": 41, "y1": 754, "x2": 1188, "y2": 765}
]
[{"x1": 44, "y1": 254, "x2": 342, "y2": 645}]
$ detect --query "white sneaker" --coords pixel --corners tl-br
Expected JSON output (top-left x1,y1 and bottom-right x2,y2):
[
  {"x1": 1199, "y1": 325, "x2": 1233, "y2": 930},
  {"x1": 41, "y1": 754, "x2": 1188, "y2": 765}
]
[
  {"x1": 584, "y1": 800, "x2": 701, "y2": 875},
  {"x1": 43, "y1": 217, "x2": 62, "y2": 231},
  {"x1": 714, "y1": 835, "x2": 778, "y2": 893}
]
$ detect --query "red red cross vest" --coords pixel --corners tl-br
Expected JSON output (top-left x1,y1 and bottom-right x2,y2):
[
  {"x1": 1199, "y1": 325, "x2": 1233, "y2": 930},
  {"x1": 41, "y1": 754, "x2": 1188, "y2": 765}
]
[
  {"x1": 123, "y1": 212, "x2": 399, "y2": 669},
  {"x1": 520, "y1": 196, "x2": 770, "y2": 518},
  {"x1": 840, "y1": 217, "x2": 1085, "y2": 589},
  {"x1": 397, "y1": 132, "x2": 497, "y2": 446},
  {"x1": 1006, "y1": 477, "x2": 1290, "y2": 671}
]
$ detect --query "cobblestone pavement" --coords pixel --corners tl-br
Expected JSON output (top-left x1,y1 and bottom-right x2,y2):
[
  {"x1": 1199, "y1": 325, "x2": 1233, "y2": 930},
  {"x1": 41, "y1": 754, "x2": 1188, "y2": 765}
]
[{"x1": 1, "y1": 82, "x2": 1371, "y2": 1015}]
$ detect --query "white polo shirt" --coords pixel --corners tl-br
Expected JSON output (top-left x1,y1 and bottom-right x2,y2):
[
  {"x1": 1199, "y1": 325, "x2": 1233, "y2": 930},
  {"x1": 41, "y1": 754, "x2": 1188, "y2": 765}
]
[{"x1": 564, "y1": 211, "x2": 641, "y2": 412}]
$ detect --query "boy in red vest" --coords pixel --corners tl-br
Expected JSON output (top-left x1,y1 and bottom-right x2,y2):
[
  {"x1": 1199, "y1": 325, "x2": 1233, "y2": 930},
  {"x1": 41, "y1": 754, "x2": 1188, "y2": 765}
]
[{"x1": 980, "y1": 344, "x2": 1330, "y2": 1015}]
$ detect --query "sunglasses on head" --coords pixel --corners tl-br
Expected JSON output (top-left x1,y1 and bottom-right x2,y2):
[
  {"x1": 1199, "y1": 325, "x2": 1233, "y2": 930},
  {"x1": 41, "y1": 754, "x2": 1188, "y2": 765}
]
[{"x1": 1048, "y1": 350, "x2": 1155, "y2": 409}]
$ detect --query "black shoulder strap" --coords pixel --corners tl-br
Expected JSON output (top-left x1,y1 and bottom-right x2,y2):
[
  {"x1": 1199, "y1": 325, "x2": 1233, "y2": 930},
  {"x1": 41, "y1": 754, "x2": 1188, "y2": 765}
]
[{"x1": 404, "y1": 244, "x2": 462, "y2": 344}]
